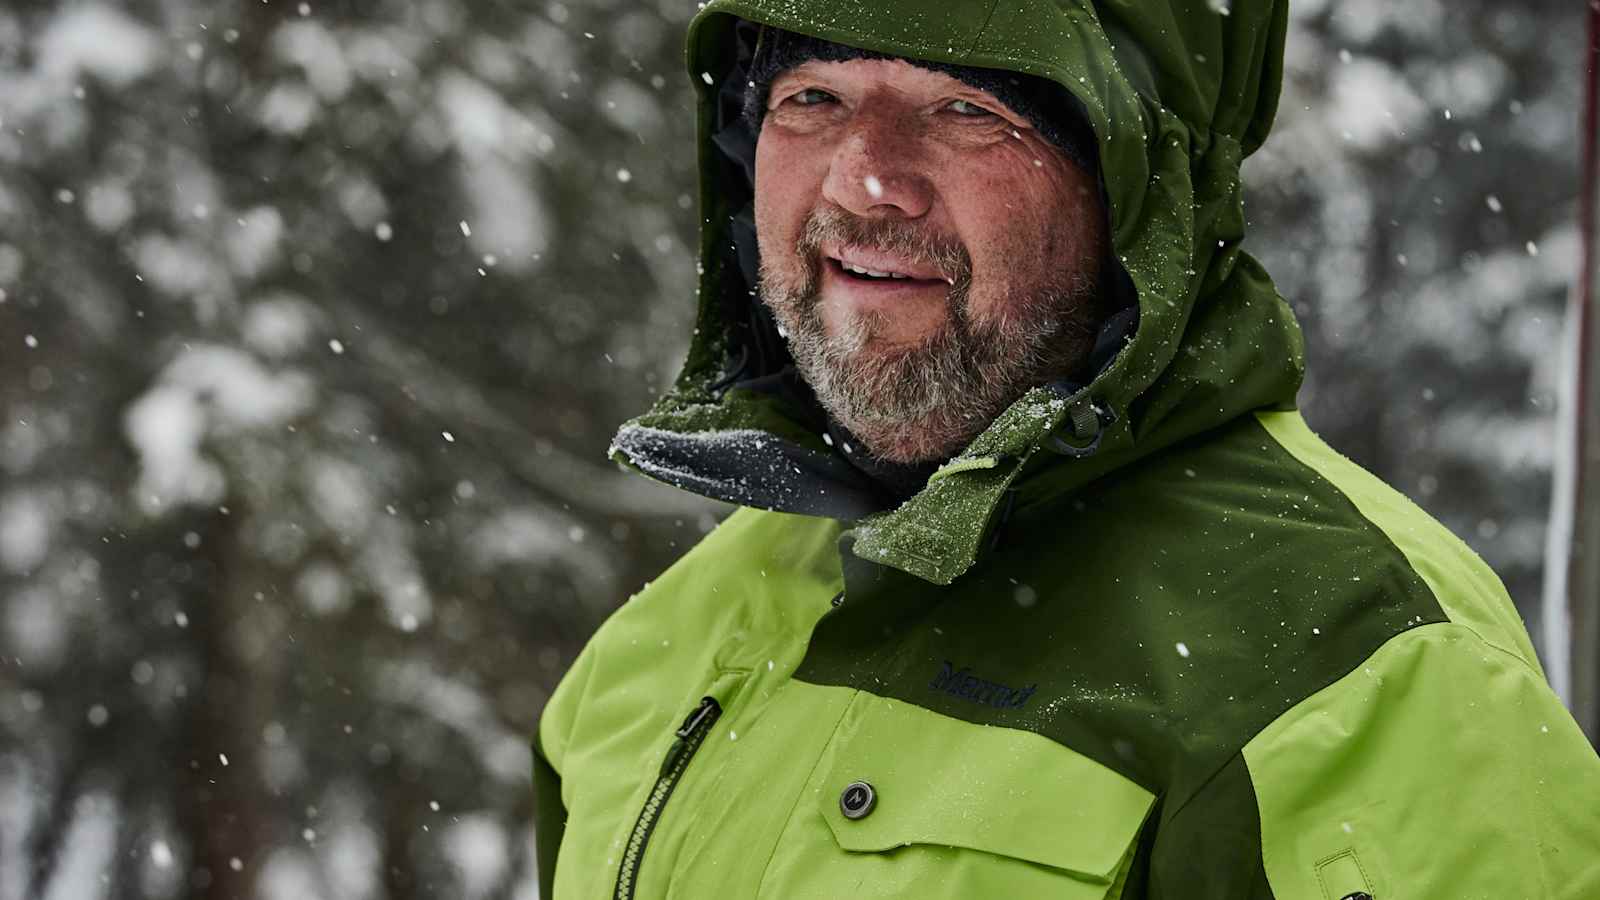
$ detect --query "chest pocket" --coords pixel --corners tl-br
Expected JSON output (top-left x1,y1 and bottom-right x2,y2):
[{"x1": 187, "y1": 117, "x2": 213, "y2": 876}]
[{"x1": 758, "y1": 691, "x2": 1156, "y2": 900}]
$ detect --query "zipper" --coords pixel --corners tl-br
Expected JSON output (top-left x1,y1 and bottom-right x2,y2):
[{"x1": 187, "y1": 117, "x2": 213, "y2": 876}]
[{"x1": 613, "y1": 696, "x2": 722, "y2": 900}]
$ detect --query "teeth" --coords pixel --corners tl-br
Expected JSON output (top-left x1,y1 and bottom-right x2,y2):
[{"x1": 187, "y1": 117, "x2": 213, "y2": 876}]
[{"x1": 843, "y1": 262, "x2": 909, "y2": 279}]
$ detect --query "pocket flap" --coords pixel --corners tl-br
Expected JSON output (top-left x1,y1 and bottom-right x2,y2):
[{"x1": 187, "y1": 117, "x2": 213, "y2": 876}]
[{"x1": 816, "y1": 693, "x2": 1155, "y2": 880}]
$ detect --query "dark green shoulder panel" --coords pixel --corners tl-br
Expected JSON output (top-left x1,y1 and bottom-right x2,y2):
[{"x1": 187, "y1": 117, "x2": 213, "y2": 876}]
[{"x1": 796, "y1": 411, "x2": 1447, "y2": 802}]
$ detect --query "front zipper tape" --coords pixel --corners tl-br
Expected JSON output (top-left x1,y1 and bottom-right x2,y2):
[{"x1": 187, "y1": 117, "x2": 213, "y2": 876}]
[{"x1": 614, "y1": 696, "x2": 723, "y2": 900}]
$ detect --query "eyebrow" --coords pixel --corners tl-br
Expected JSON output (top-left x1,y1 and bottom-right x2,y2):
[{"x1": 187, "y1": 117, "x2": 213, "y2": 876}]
[
  {"x1": 765, "y1": 64, "x2": 1028, "y2": 122},
  {"x1": 768, "y1": 63, "x2": 827, "y2": 90}
]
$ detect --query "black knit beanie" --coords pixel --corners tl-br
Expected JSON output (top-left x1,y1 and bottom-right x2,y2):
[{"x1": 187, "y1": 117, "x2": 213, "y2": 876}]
[{"x1": 741, "y1": 25, "x2": 1098, "y2": 172}]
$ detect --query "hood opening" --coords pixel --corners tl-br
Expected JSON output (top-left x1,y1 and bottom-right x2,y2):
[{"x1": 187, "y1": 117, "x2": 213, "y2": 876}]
[
  {"x1": 621, "y1": 0, "x2": 1305, "y2": 584},
  {"x1": 703, "y1": 18, "x2": 1141, "y2": 479}
]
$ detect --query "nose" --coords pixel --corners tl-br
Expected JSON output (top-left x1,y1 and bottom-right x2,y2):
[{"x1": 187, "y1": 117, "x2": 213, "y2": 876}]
[{"x1": 820, "y1": 109, "x2": 934, "y2": 220}]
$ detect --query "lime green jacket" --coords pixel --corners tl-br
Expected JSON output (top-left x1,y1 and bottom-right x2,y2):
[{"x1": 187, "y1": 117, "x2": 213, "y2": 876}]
[{"x1": 535, "y1": 1, "x2": 1600, "y2": 898}]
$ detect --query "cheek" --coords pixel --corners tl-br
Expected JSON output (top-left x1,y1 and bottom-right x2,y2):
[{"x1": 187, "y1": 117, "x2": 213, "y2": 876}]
[
  {"x1": 1048, "y1": 177, "x2": 1108, "y2": 265},
  {"x1": 951, "y1": 153, "x2": 1071, "y2": 268},
  {"x1": 945, "y1": 146, "x2": 1104, "y2": 309},
  {"x1": 754, "y1": 132, "x2": 822, "y2": 270}
]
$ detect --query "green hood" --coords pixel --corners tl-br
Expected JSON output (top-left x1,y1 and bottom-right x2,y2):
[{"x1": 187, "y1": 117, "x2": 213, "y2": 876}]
[{"x1": 610, "y1": 0, "x2": 1304, "y2": 585}]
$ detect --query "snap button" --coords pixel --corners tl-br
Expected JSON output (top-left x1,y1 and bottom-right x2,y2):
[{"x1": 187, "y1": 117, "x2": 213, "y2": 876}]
[{"x1": 839, "y1": 781, "x2": 876, "y2": 819}]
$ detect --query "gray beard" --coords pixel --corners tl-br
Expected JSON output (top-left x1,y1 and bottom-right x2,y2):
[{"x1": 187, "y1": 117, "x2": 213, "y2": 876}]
[{"x1": 759, "y1": 208, "x2": 1100, "y2": 464}]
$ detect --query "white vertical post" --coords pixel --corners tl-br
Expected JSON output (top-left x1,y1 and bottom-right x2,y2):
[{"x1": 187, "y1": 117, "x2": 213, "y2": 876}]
[
  {"x1": 1553, "y1": 3, "x2": 1600, "y2": 743},
  {"x1": 1544, "y1": 286, "x2": 1579, "y2": 706}
]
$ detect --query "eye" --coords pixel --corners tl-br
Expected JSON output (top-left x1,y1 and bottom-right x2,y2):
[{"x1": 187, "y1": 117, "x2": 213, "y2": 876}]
[
  {"x1": 946, "y1": 98, "x2": 996, "y2": 118},
  {"x1": 786, "y1": 87, "x2": 838, "y2": 107}
]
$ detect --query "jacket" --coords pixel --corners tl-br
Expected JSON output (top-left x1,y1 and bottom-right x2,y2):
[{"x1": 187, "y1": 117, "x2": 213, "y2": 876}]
[{"x1": 534, "y1": 0, "x2": 1600, "y2": 897}]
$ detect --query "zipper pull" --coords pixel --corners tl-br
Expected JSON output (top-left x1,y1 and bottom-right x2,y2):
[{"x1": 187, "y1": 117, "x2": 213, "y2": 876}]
[
  {"x1": 659, "y1": 697, "x2": 720, "y2": 776},
  {"x1": 676, "y1": 696, "x2": 720, "y2": 738}
]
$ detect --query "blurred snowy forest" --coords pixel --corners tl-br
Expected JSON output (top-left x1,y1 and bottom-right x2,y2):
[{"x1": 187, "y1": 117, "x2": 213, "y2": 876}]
[{"x1": 0, "y1": 0, "x2": 1582, "y2": 897}]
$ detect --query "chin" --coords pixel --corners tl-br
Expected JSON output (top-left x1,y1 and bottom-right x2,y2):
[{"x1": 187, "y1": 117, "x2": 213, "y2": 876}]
[
  {"x1": 820, "y1": 307, "x2": 947, "y2": 352},
  {"x1": 837, "y1": 414, "x2": 971, "y2": 466}
]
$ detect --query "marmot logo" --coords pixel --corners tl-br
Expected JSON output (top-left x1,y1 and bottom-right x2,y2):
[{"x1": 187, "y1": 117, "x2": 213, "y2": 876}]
[{"x1": 929, "y1": 661, "x2": 1036, "y2": 709}]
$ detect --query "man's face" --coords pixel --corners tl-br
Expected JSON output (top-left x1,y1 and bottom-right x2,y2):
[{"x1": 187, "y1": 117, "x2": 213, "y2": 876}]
[{"x1": 753, "y1": 57, "x2": 1109, "y2": 465}]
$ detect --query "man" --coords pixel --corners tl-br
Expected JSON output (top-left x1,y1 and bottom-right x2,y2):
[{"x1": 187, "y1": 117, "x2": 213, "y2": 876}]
[{"x1": 535, "y1": 1, "x2": 1600, "y2": 898}]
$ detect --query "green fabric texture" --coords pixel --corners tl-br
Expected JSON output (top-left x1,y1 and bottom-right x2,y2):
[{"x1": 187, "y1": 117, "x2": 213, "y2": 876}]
[
  {"x1": 1258, "y1": 408, "x2": 1545, "y2": 673},
  {"x1": 1245, "y1": 623, "x2": 1600, "y2": 899},
  {"x1": 537, "y1": 1, "x2": 1600, "y2": 898}
]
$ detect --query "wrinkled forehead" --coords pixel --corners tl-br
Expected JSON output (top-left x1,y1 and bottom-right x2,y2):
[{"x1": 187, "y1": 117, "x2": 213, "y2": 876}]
[{"x1": 769, "y1": 57, "x2": 1024, "y2": 111}]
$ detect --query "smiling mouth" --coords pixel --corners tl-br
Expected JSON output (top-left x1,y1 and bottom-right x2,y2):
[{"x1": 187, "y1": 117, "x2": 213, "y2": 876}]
[{"x1": 825, "y1": 257, "x2": 949, "y2": 286}]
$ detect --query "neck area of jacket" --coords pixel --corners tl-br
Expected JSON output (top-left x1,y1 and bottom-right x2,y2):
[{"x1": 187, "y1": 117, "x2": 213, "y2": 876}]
[{"x1": 607, "y1": 0, "x2": 1306, "y2": 586}]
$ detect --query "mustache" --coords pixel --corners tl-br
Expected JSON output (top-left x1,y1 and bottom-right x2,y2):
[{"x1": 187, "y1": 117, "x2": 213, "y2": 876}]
[{"x1": 795, "y1": 206, "x2": 972, "y2": 289}]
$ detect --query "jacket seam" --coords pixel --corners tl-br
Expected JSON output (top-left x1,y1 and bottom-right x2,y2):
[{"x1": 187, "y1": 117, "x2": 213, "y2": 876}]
[
  {"x1": 1246, "y1": 618, "x2": 1543, "y2": 900},
  {"x1": 1155, "y1": 414, "x2": 1453, "y2": 824},
  {"x1": 1168, "y1": 615, "x2": 1545, "y2": 839},
  {"x1": 1450, "y1": 620, "x2": 1552, "y2": 679},
  {"x1": 1158, "y1": 618, "x2": 1464, "y2": 900},
  {"x1": 1157, "y1": 745, "x2": 1249, "y2": 827},
  {"x1": 1255, "y1": 412, "x2": 1534, "y2": 669},
  {"x1": 1160, "y1": 615, "x2": 1468, "y2": 834},
  {"x1": 960, "y1": 0, "x2": 1003, "y2": 60}
]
